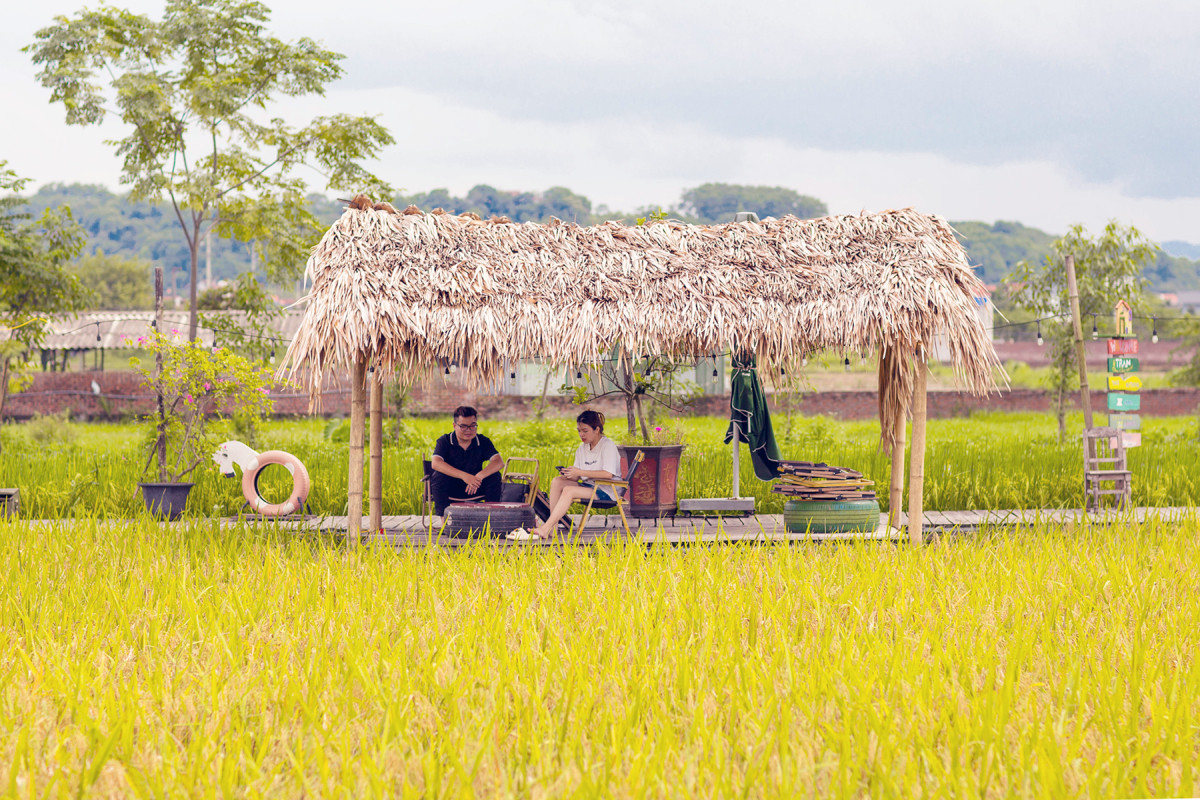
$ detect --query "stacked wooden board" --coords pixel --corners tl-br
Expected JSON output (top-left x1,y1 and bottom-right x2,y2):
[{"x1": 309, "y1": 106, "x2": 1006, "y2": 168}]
[{"x1": 771, "y1": 460, "x2": 876, "y2": 501}]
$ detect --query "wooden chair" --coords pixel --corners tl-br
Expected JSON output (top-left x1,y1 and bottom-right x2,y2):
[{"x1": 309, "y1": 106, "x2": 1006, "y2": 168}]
[
  {"x1": 1083, "y1": 427, "x2": 1132, "y2": 512},
  {"x1": 570, "y1": 450, "x2": 645, "y2": 538},
  {"x1": 500, "y1": 457, "x2": 540, "y2": 505}
]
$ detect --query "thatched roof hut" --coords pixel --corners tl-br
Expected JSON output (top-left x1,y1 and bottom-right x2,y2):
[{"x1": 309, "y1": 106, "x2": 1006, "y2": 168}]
[{"x1": 283, "y1": 194, "x2": 1003, "y2": 541}]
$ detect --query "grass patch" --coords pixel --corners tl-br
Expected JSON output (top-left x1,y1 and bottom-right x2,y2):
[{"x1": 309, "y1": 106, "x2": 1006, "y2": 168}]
[{"x1": 1, "y1": 516, "x2": 1197, "y2": 796}]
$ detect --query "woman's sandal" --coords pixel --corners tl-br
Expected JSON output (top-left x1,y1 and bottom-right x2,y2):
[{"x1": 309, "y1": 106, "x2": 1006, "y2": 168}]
[{"x1": 505, "y1": 527, "x2": 541, "y2": 541}]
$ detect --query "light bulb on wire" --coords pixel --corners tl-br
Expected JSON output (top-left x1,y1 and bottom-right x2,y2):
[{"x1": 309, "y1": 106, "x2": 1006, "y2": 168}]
[
  {"x1": 1036, "y1": 320, "x2": 1043, "y2": 347},
  {"x1": 1091, "y1": 315, "x2": 1098, "y2": 340},
  {"x1": 1152, "y1": 319, "x2": 1159, "y2": 344}
]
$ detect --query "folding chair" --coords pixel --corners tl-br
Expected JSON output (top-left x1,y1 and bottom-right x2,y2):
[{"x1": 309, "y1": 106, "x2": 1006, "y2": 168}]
[
  {"x1": 1083, "y1": 427, "x2": 1132, "y2": 512},
  {"x1": 571, "y1": 450, "x2": 645, "y2": 538},
  {"x1": 500, "y1": 457, "x2": 540, "y2": 504}
]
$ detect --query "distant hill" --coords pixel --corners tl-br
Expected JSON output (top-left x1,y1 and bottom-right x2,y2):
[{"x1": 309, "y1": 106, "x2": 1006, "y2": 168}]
[
  {"x1": 949, "y1": 220, "x2": 1057, "y2": 285},
  {"x1": 952, "y1": 220, "x2": 1200, "y2": 291},
  {"x1": 1164, "y1": 240, "x2": 1200, "y2": 260},
  {"x1": 14, "y1": 183, "x2": 1200, "y2": 293}
]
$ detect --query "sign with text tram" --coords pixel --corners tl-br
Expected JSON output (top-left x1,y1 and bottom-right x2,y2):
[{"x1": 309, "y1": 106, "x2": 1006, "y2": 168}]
[{"x1": 1106, "y1": 299, "x2": 1140, "y2": 448}]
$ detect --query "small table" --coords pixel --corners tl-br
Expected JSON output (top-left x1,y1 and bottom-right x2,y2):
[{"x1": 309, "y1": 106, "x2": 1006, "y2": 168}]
[{"x1": 444, "y1": 501, "x2": 536, "y2": 538}]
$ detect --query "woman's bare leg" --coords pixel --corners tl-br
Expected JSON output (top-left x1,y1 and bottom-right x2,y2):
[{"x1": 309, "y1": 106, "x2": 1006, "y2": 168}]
[
  {"x1": 535, "y1": 484, "x2": 593, "y2": 539},
  {"x1": 547, "y1": 475, "x2": 573, "y2": 510}
]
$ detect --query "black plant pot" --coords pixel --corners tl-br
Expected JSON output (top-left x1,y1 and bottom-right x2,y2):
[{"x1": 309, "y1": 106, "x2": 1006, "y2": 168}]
[{"x1": 139, "y1": 482, "x2": 194, "y2": 520}]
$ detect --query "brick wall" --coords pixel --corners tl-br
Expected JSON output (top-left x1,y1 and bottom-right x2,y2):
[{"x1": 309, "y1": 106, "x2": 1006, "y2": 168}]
[{"x1": 8, "y1": 370, "x2": 1200, "y2": 421}]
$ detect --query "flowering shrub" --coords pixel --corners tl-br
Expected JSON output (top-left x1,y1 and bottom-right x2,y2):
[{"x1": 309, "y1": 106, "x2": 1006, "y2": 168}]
[{"x1": 130, "y1": 330, "x2": 274, "y2": 482}]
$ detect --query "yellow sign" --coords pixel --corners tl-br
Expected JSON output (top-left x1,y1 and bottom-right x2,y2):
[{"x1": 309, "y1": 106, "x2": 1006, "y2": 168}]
[
  {"x1": 1108, "y1": 374, "x2": 1142, "y2": 391},
  {"x1": 1114, "y1": 299, "x2": 1133, "y2": 338}
]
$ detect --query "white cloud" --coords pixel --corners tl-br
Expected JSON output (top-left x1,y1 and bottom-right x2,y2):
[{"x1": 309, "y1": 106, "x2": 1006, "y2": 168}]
[{"x1": 4, "y1": 0, "x2": 1199, "y2": 243}]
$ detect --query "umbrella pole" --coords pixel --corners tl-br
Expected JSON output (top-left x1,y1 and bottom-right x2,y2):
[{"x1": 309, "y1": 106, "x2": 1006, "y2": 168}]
[
  {"x1": 347, "y1": 356, "x2": 367, "y2": 544},
  {"x1": 369, "y1": 368, "x2": 383, "y2": 534},
  {"x1": 731, "y1": 421, "x2": 740, "y2": 499},
  {"x1": 907, "y1": 355, "x2": 928, "y2": 545}
]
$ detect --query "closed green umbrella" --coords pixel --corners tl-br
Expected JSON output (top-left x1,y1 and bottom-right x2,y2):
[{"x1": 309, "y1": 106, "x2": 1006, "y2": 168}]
[{"x1": 724, "y1": 351, "x2": 782, "y2": 481}]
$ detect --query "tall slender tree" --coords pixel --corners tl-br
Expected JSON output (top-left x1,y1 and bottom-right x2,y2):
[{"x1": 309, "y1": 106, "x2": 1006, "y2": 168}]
[{"x1": 26, "y1": 0, "x2": 394, "y2": 340}]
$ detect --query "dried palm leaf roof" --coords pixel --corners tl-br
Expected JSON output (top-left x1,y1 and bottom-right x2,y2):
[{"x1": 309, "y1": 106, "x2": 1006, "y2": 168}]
[{"x1": 282, "y1": 195, "x2": 1002, "y2": 445}]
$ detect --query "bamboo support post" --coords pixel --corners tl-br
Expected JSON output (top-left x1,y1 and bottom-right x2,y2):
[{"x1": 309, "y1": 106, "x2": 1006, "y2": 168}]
[
  {"x1": 154, "y1": 267, "x2": 166, "y2": 481},
  {"x1": 1065, "y1": 254, "x2": 1094, "y2": 429},
  {"x1": 347, "y1": 356, "x2": 368, "y2": 543},
  {"x1": 888, "y1": 415, "x2": 907, "y2": 532},
  {"x1": 907, "y1": 351, "x2": 928, "y2": 545},
  {"x1": 368, "y1": 369, "x2": 383, "y2": 534}
]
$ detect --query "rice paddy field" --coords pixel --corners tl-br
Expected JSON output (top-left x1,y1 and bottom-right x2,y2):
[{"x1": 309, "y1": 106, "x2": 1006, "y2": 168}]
[
  {"x1": 1, "y1": 411, "x2": 1199, "y2": 519},
  {"x1": 2, "y1": 515, "x2": 1198, "y2": 797}
]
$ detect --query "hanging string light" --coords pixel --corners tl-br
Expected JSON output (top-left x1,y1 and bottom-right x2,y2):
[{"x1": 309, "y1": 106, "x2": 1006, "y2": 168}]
[
  {"x1": 843, "y1": 355, "x2": 851, "y2": 372},
  {"x1": 1152, "y1": 319, "x2": 1159, "y2": 344},
  {"x1": 1036, "y1": 320, "x2": 1043, "y2": 347},
  {"x1": 1091, "y1": 314, "x2": 1098, "y2": 340},
  {"x1": 95, "y1": 322, "x2": 101, "y2": 343},
  {"x1": 710, "y1": 352, "x2": 718, "y2": 378}
]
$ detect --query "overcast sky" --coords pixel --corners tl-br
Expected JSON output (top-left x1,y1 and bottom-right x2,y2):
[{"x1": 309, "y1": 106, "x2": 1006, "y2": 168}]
[{"x1": 4, "y1": 0, "x2": 1200, "y2": 243}]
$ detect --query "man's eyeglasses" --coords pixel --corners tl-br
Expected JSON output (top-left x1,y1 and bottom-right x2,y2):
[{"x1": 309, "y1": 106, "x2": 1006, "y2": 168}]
[{"x1": 456, "y1": 422, "x2": 478, "y2": 430}]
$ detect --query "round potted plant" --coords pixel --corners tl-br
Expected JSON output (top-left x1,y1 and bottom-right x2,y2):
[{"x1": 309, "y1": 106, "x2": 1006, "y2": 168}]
[{"x1": 132, "y1": 329, "x2": 274, "y2": 519}]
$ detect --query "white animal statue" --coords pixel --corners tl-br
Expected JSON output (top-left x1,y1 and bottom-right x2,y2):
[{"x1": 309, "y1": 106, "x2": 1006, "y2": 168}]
[{"x1": 213, "y1": 440, "x2": 311, "y2": 516}]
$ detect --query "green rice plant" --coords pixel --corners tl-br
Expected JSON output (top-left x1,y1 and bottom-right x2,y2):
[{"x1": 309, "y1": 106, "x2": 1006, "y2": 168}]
[{"x1": 1, "y1": 515, "x2": 1197, "y2": 797}]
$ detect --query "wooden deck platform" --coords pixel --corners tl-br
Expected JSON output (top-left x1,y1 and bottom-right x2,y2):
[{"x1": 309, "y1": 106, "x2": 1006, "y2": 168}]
[{"x1": 240, "y1": 506, "x2": 1197, "y2": 547}]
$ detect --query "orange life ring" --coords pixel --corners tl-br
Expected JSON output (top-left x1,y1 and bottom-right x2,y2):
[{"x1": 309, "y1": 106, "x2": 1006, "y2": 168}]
[{"x1": 241, "y1": 450, "x2": 311, "y2": 516}]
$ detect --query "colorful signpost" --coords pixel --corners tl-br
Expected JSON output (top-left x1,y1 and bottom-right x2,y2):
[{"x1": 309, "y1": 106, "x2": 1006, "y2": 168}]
[
  {"x1": 1106, "y1": 300, "x2": 1141, "y2": 448},
  {"x1": 1108, "y1": 414, "x2": 1142, "y2": 431},
  {"x1": 1107, "y1": 375, "x2": 1142, "y2": 392},
  {"x1": 1107, "y1": 392, "x2": 1141, "y2": 411}
]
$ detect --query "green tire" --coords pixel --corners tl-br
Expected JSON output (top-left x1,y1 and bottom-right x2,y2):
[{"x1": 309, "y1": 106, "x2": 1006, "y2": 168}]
[{"x1": 783, "y1": 499, "x2": 881, "y2": 533}]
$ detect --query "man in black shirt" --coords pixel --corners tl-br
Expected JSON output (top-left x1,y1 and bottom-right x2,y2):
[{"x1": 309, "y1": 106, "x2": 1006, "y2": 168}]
[{"x1": 430, "y1": 406, "x2": 504, "y2": 515}]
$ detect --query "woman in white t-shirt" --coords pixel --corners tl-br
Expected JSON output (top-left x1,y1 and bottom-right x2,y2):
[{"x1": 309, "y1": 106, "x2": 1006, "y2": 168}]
[{"x1": 517, "y1": 410, "x2": 621, "y2": 541}]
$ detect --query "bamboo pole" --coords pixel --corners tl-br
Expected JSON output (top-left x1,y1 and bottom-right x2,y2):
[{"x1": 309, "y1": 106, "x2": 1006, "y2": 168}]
[
  {"x1": 368, "y1": 369, "x2": 383, "y2": 533},
  {"x1": 907, "y1": 351, "x2": 928, "y2": 545},
  {"x1": 154, "y1": 267, "x2": 166, "y2": 481},
  {"x1": 888, "y1": 416, "x2": 907, "y2": 532},
  {"x1": 347, "y1": 356, "x2": 368, "y2": 543},
  {"x1": 1065, "y1": 254, "x2": 1094, "y2": 429}
]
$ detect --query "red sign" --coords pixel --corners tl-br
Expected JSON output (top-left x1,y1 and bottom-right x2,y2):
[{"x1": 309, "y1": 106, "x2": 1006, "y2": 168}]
[{"x1": 1107, "y1": 339, "x2": 1138, "y2": 355}]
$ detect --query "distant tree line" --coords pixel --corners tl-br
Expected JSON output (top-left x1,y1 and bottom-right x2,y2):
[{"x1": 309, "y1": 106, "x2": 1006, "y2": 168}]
[{"x1": 12, "y1": 182, "x2": 1200, "y2": 310}]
